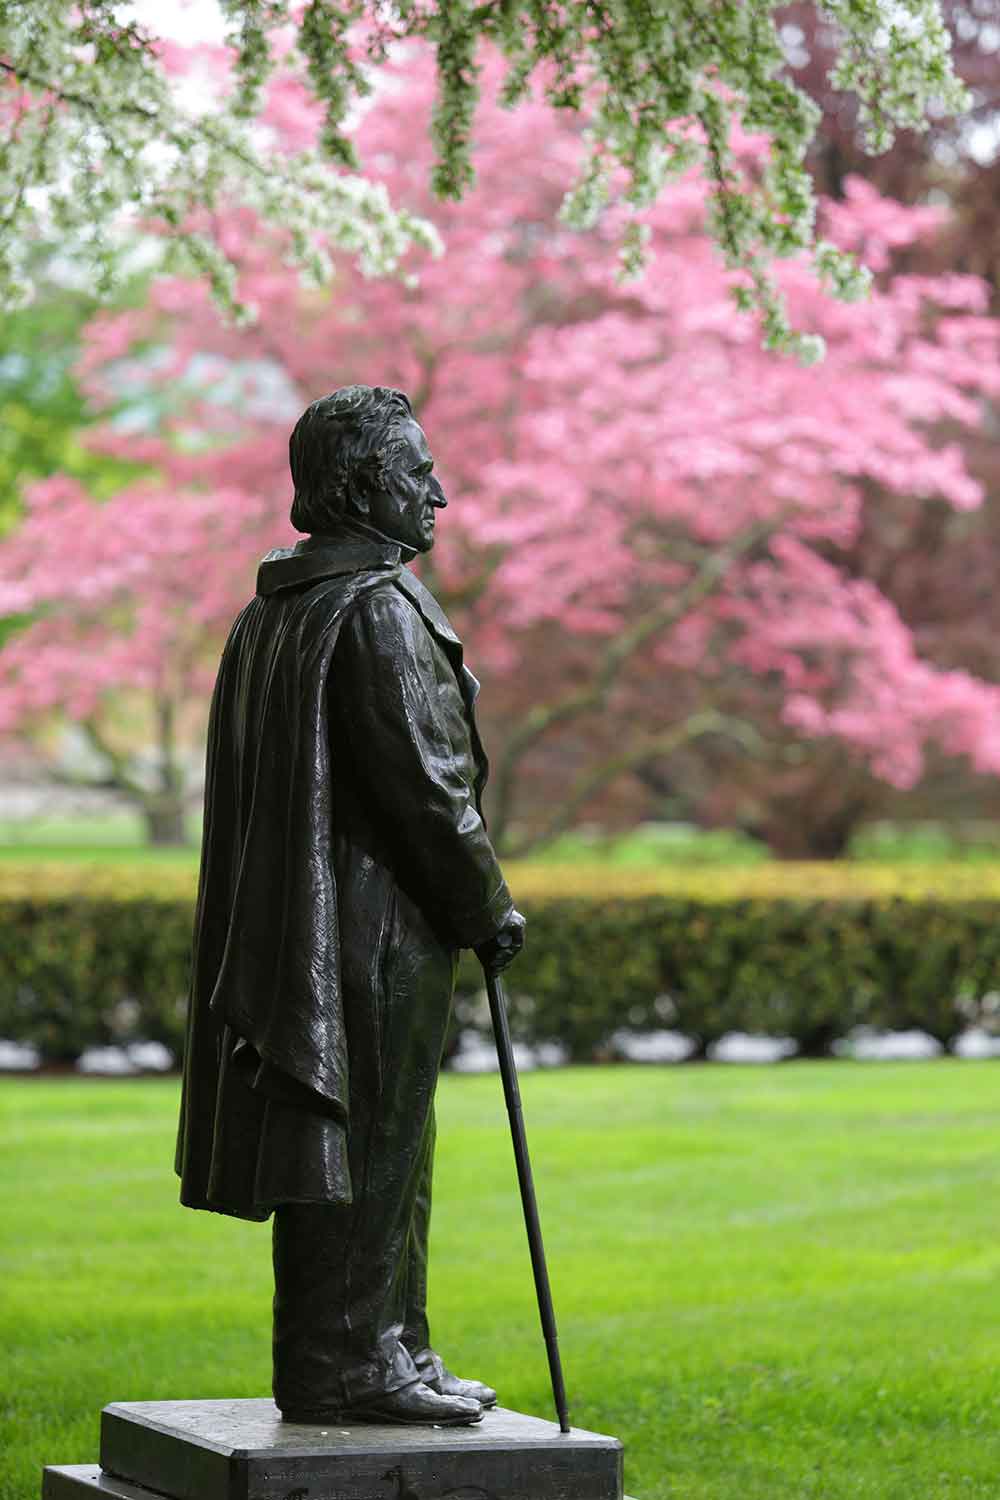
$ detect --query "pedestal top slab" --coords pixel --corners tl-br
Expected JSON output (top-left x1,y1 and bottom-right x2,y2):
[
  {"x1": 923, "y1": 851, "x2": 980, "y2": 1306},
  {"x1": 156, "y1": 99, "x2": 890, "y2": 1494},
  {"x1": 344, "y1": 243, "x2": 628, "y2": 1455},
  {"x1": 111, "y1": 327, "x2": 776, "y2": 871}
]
[
  {"x1": 104, "y1": 1399, "x2": 614, "y2": 1457},
  {"x1": 100, "y1": 1400, "x2": 622, "y2": 1500}
]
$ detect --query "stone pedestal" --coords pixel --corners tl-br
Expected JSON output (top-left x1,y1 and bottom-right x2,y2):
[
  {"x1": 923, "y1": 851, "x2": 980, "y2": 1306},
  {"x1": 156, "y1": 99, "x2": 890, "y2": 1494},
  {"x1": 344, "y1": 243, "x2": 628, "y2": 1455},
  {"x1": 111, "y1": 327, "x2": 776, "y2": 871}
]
[{"x1": 42, "y1": 1400, "x2": 624, "y2": 1500}]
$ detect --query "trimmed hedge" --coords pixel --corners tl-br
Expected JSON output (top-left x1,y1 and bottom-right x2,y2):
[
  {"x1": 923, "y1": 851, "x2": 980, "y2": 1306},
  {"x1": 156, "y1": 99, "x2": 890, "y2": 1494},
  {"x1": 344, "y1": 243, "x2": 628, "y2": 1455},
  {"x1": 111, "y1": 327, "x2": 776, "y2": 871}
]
[{"x1": 3, "y1": 861, "x2": 1000, "y2": 1062}]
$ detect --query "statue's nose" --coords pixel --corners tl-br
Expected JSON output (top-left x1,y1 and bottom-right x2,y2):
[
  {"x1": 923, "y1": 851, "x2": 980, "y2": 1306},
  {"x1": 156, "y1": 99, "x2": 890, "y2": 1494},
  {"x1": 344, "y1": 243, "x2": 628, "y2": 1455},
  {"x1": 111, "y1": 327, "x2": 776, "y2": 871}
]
[{"x1": 429, "y1": 476, "x2": 447, "y2": 509}]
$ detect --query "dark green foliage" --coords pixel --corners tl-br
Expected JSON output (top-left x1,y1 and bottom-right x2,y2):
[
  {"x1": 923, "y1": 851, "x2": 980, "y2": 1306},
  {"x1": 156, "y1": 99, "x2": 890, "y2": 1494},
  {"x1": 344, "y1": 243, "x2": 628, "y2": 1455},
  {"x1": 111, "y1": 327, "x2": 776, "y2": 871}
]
[
  {"x1": 865, "y1": 898, "x2": 1000, "y2": 1049},
  {"x1": 3, "y1": 881, "x2": 999, "y2": 1063},
  {"x1": 0, "y1": 896, "x2": 193, "y2": 1062}
]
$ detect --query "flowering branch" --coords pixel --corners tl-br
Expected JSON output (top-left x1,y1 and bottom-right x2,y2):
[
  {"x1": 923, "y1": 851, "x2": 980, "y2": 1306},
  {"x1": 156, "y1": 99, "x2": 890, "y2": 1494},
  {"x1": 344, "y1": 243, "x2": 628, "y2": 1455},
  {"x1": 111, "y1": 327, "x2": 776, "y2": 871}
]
[{"x1": 0, "y1": 1, "x2": 970, "y2": 355}]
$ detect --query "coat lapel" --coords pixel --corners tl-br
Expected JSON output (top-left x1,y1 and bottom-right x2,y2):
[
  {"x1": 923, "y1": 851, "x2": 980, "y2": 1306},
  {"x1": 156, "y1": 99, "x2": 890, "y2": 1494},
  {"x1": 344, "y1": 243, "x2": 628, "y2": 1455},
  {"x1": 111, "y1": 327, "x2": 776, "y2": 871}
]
[
  {"x1": 392, "y1": 568, "x2": 461, "y2": 648},
  {"x1": 392, "y1": 568, "x2": 491, "y2": 814}
]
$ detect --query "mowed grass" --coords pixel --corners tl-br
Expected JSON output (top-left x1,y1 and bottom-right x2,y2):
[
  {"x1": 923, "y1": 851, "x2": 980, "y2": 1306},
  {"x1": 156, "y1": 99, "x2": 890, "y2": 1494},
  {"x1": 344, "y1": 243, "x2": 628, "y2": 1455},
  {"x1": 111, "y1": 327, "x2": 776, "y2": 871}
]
[{"x1": 2, "y1": 1065, "x2": 1000, "y2": 1500}]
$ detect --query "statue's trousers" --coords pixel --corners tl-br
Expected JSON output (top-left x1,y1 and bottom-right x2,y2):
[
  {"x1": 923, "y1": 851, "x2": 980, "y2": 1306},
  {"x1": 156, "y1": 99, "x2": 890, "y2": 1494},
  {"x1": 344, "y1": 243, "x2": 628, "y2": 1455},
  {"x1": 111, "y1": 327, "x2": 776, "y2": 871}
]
[{"x1": 272, "y1": 876, "x2": 456, "y2": 1414}]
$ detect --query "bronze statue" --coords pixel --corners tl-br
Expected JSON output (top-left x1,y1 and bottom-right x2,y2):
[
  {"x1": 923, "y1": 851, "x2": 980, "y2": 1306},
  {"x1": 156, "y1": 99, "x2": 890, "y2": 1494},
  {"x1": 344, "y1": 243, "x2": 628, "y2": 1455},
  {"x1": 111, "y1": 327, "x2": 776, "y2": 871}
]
[{"x1": 175, "y1": 385, "x2": 525, "y2": 1428}]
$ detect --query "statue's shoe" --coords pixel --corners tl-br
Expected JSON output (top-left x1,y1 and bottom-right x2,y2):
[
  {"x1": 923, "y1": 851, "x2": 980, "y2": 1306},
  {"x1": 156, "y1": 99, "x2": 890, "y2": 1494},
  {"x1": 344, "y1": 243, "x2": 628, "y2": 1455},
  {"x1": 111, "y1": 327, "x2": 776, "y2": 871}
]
[
  {"x1": 426, "y1": 1368, "x2": 498, "y2": 1409},
  {"x1": 281, "y1": 1380, "x2": 483, "y2": 1427},
  {"x1": 414, "y1": 1348, "x2": 498, "y2": 1409}
]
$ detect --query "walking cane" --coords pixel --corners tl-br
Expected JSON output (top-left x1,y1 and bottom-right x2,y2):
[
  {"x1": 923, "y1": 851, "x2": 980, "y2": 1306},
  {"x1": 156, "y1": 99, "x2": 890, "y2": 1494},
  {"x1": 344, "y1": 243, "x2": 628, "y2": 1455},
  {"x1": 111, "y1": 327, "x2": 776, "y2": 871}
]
[{"x1": 484, "y1": 966, "x2": 571, "y2": 1434}]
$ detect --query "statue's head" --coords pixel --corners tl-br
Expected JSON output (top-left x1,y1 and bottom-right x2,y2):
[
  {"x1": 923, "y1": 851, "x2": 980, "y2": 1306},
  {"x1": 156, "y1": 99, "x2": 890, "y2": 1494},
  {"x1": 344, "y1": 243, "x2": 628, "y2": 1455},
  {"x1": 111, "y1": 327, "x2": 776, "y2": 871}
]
[{"x1": 289, "y1": 384, "x2": 445, "y2": 553}]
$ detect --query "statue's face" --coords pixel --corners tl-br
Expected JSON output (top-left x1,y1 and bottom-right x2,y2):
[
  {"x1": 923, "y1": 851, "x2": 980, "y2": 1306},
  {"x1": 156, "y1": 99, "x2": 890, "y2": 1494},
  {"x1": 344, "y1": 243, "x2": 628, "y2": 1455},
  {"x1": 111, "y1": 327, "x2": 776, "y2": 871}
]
[{"x1": 361, "y1": 418, "x2": 446, "y2": 553}]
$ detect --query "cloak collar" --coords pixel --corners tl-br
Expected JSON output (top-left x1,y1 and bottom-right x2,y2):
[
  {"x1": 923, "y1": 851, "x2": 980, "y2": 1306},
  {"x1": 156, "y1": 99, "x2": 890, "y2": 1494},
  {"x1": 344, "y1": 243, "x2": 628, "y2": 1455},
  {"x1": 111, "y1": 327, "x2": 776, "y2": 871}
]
[
  {"x1": 255, "y1": 516, "x2": 464, "y2": 658},
  {"x1": 256, "y1": 517, "x2": 416, "y2": 596}
]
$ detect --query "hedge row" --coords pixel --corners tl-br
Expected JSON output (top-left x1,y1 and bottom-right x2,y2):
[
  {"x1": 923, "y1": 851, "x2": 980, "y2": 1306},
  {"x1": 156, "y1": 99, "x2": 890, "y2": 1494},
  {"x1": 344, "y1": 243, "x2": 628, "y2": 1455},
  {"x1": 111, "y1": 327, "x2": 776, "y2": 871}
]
[{"x1": 3, "y1": 861, "x2": 1000, "y2": 1062}]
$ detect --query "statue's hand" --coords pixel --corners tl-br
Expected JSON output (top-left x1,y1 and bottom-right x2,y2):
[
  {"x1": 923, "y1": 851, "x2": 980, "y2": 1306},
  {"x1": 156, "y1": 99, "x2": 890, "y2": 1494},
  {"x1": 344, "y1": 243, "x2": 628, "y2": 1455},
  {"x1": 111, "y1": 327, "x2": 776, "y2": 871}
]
[{"x1": 475, "y1": 909, "x2": 526, "y2": 975}]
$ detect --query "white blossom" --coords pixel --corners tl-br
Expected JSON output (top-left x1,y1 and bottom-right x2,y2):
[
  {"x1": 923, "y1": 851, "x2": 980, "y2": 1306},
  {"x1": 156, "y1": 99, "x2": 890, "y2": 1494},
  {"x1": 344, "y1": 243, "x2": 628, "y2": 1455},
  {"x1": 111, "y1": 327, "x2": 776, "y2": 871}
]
[{"x1": 0, "y1": 1, "x2": 971, "y2": 359}]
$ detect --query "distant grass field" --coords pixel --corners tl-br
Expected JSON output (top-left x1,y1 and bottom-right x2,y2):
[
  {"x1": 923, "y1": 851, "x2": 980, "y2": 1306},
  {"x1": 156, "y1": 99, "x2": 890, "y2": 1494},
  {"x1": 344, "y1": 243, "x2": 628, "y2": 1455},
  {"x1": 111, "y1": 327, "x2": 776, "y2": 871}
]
[
  {"x1": 7, "y1": 814, "x2": 1000, "y2": 865},
  {"x1": 3, "y1": 1064, "x2": 1000, "y2": 1500},
  {"x1": 0, "y1": 813, "x2": 201, "y2": 862}
]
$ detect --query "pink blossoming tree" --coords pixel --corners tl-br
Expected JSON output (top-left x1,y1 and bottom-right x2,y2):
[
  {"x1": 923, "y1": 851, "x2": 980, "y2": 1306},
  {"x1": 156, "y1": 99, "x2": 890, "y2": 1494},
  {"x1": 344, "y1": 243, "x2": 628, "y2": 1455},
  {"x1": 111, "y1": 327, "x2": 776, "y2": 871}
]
[{"x1": 2, "y1": 53, "x2": 998, "y2": 847}]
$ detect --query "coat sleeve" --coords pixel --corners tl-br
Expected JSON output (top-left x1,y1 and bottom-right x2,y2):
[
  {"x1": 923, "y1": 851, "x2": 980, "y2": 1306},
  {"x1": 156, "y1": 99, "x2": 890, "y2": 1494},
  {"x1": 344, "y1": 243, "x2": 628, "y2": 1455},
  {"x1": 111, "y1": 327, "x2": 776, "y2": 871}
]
[{"x1": 333, "y1": 586, "x2": 514, "y2": 949}]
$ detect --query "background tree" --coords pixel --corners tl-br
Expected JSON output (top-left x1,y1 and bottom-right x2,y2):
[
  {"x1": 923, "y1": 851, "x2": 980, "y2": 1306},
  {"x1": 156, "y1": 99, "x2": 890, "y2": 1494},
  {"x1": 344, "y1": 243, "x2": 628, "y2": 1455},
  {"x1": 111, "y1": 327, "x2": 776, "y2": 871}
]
[
  {"x1": 0, "y1": 251, "x2": 145, "y2": 533},
  {"x1": 786, "y1": 0, "x2": 999, "y2": 289},
  {"x1": 0, "y1": 0, "x2": 972, "y2": 358},
  {"x1": 2, "y1": 52, "x2": 998, "y2": 849},
  {"x1": 653, "y1": 0, "x2": 1000, "y2": 854}
]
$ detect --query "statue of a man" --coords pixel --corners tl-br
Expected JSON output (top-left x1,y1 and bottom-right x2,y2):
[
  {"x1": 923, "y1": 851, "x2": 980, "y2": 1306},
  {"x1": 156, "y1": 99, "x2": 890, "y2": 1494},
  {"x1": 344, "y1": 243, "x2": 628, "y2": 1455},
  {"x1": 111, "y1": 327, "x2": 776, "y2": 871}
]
[{"x1": 175, "y1": 385, "x2": 525, "y2": 1428}]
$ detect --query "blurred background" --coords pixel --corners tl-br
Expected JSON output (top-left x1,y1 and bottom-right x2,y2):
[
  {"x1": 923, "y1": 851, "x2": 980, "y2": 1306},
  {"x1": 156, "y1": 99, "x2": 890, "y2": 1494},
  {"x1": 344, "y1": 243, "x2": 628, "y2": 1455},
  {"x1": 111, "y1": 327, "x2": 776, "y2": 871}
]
[
  {"x1": 2, "y1": 3, "x2": 1000, "y2": 1073},
  {"x1": 5, "y1": 13, "x2": 1000, "y2": 1500}
]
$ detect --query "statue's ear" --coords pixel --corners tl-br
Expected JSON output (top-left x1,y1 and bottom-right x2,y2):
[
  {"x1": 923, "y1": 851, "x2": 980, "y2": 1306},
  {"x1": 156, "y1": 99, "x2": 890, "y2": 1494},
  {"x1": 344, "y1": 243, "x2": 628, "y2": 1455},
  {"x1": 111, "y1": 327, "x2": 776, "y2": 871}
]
[
  {"x1": 344, "y1": 477, "x2": 371, "y2": 520},
  {"x1": 345, "y1": 453, "x2": 384, "y2": 519}
]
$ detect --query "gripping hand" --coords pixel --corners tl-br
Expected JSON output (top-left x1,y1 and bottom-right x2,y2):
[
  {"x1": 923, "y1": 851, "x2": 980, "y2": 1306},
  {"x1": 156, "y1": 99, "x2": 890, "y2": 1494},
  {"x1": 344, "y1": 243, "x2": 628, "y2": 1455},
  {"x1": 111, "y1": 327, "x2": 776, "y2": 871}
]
[{"x1": 475, "y1": 910, "x2": 526, "y2": 976}]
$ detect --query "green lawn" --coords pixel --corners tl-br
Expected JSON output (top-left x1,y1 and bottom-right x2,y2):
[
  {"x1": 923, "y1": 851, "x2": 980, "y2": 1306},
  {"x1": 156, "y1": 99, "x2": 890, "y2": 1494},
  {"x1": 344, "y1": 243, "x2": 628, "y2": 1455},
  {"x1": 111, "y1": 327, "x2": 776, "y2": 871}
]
[
  {"x1": 8, "y1": 814, "x2": 1000, "y2": 865},
  {"x1": 2, "y1": 1064, "x2": 999, "y2": 1500},
  {"x1": 0, "y1": 813, "x2": 202, "y2": 862}
]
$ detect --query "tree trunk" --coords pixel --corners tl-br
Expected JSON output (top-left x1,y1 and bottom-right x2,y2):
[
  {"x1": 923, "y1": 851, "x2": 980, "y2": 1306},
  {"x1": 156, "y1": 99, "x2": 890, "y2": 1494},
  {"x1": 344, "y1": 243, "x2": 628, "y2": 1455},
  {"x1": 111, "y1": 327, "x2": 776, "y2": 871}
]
[
  {"x1": 144, "y1": 796, "x2": 189, "y2": 846},
  {"x1": 144, "y1": 695, "x2": 189, "y2": 845},
  {"x1": 753, "y1": 796, "x2": 870, "y2": 859},
  {"x1": 760, "y1": 818, "x2": 855, "y2": 860}
]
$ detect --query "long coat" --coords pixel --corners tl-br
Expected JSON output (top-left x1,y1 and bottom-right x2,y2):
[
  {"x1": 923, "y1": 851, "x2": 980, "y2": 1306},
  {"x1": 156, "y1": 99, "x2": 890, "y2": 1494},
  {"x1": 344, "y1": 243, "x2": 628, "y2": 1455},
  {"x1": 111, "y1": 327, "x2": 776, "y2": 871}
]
[{"x1": 175, "y1": 524, "x2": 513, "y2": 1221}]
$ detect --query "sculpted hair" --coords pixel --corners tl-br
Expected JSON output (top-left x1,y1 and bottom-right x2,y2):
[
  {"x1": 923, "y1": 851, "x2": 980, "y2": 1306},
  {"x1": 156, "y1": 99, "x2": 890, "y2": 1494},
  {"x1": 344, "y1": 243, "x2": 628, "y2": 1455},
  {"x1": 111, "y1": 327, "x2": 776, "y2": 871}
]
[{"x1": 289, "y1": 385, "x2": 415, "y2": 533}]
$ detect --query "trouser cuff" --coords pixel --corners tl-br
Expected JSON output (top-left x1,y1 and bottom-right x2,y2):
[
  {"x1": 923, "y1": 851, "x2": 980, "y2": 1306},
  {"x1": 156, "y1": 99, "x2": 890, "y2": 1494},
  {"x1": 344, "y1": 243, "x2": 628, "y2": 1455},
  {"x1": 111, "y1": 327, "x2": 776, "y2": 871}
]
[{"x1": 274, "y1": 1325, "x2": 421, "y2": 1413}]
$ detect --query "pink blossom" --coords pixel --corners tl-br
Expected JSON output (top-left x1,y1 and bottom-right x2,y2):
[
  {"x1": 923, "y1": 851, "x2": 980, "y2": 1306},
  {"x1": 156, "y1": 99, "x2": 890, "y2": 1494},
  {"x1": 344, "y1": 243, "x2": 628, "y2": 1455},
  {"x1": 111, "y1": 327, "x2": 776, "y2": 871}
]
[{"x1": 3, "y1": 48, "x2": 998, "y2": 797}]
